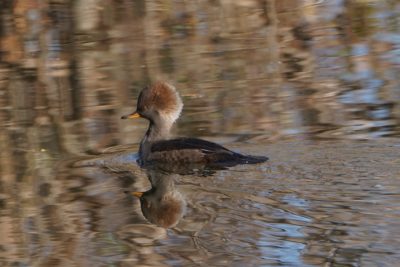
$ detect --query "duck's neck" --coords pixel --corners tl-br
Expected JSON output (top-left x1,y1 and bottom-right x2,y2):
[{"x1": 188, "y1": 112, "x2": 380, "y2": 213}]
[
  {"x1": 149, "y1": 172, "x2": 176, "y2": 195},
  {"x1": 146, "y1": 119, "x2": 173, "y2": 141},
  {"x1": 139, "y1": 118, "x2": 173, "y2": 160}
]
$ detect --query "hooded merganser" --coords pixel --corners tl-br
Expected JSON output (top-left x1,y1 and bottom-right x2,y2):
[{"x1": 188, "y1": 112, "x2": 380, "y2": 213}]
[{"x1": 121, "y1": 82, "x2": 268, "y2": 166}]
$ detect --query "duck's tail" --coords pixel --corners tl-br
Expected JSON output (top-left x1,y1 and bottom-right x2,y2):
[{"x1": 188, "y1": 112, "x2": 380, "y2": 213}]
[
  {"x1": 213, "y1": 152, "x2": 268, "y2": 166},
  {"x1": 235, "y1": 154, "x2": 269, "y2": 164}
]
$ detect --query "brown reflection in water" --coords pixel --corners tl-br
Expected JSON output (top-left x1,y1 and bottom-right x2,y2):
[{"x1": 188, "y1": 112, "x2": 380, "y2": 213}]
[
  {"x1": 130, "y1": 170, "x2": 186, "y2": 228},
  {"x1": 0, "y1": 1, "x2": 400, "y2": 266},
  {"x1": 0, "y1": 0, "x2": 398, "y2": 155},
  {"x1": 0, "y1": 151, "x2": 177, "y2": 266}
]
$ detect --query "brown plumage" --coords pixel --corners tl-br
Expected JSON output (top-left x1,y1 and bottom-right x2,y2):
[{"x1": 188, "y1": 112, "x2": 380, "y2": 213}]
[
  {"x1": 137, "y1": 82, "x2": 182, "y2": 115},
  {"x1": 121, "y1": 82, "x2": 268, "y2": 167}
]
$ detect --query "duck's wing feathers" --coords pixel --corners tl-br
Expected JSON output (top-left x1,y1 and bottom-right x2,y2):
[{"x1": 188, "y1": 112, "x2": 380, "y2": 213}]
[
  {"x1": 151, "y1": 138, "x2": 229, "y2": 153},
  {"x1": 149, "y1": 138, "x2": 268, "y2": 164}
]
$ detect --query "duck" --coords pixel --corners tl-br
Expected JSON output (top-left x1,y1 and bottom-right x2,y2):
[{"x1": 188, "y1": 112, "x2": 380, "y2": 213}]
[
  {"x1": 121, "y1": 82, "x2": 268, "y2": 167},
  {"x1": 131, "y1": 171, "x2": 185, "y2": 228}
]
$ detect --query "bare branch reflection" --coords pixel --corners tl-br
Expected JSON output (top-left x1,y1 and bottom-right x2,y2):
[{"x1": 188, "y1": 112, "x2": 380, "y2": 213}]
[{"x1": 0, "y1": 0, "x2": 400, "y2": 266}]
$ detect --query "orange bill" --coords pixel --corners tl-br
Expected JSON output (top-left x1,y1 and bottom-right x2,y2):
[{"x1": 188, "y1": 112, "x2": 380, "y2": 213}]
[
  {"x1": 121, "y1": 112, "x2": 141, "y2": 119},
  {"x1": 132, "y1": 192, "x2": 143, "y2": 198}
]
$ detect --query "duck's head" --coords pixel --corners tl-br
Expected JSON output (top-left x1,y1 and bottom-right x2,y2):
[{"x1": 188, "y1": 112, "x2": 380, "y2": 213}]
[
  {"x1": 132, "y1": 189, "x2": 185, "y2": 228},
  {"x1": 121, "y1": 82, "x2": 183, "y2": 125}
]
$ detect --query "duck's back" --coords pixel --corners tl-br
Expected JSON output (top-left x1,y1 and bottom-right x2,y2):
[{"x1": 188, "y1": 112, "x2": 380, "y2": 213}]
[{"x1": 146, "y1": 138, "x2": 268, "y2": 165}]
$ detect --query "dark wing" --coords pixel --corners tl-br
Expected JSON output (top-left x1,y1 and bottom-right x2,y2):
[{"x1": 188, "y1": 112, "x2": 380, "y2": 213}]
[
  {"x1": 151, "y1": 138, "x2": 231, "y2": 153},
  {"x1": 150, "y1": 138, "x2": 268, "y2": 165}
]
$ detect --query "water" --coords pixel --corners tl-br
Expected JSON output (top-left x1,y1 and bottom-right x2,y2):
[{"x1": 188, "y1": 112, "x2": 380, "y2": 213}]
[{"x1": 1, "y1": 1, "x2": 400, "y2": 266}]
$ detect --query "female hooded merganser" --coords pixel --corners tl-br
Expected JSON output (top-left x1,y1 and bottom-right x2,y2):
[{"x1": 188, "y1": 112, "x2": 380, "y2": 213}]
[{"x1": 121, "y1": 82, "x2": 268, "y2": 166}]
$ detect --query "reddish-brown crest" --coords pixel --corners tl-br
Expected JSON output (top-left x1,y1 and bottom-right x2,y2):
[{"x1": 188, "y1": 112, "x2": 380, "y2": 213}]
[{"x1": 138, "y1": 82, "x2": 179, "y2": 113}]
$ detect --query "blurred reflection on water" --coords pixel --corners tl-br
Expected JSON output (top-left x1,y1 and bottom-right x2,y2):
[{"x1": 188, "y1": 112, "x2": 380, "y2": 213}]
[{"x1": 1, "y1": 0, "x2": 400, "y2": 266}]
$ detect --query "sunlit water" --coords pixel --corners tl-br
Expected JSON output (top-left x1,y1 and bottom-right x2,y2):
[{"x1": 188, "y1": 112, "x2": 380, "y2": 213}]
[{"x1": 1, "y1": 1, "x2": 400, "y2": 266}]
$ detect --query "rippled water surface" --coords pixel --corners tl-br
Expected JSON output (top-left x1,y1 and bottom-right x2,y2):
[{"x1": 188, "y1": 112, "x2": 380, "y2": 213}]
[{"x1": 1, "y1": 0, "x2": 400, "y2": 266}]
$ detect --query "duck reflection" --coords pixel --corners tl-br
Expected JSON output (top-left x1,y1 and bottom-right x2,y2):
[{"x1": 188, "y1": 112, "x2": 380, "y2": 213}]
[{"x1": 131, "y1": 170, "x2": 186, "y2": 228}]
